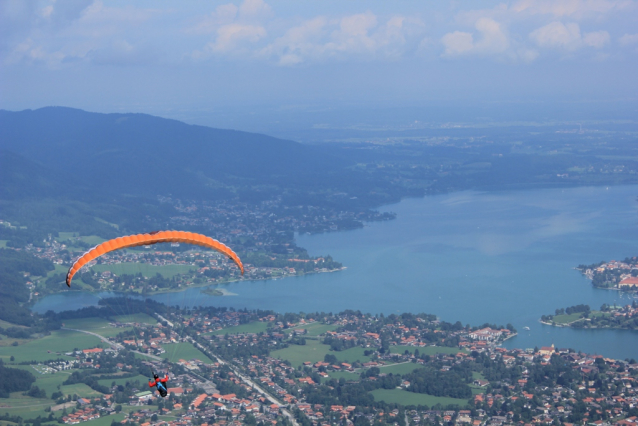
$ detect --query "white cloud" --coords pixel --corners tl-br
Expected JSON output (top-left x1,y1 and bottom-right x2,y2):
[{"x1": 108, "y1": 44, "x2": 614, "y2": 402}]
[
  {"x1": 529, "y1": 22, "x2": 611, "y2": 51},
  {"x1": 511, "y1": 0, "x2": 629, "y2": 18},
  {"x1": 619, "y1": 33, "x2": 638, "y2": 44},
  {"x1": 529, "y1": 21, "x2": 582, "y2": 49},
  {"x1": 474, "y1": 17, "x2": 510, "y2": 53},
  {"x1": 583, "y1": 30, "x2": 610, "y2": 47},
  {"x1": 238, "y1": 0, "x2": 272, "y2": 19},
  {"x1": 441, "y1": 31, "x2": 474, "y2": 56},
  {"x1": 207, "y1": 23, "x2": 266, "y2": 54},
  {"x1": 189, "y1": 4, "x2": 238, "y2": 34},
  {"x1": 441, "y1": 18, "x2": 509, "y2": 57},
  {"x1": 259, "y1": 12, "x2": 421, "y2": 65},
  {"x1": 191, "y1": 0, "x2": 272, "y2": 58}
]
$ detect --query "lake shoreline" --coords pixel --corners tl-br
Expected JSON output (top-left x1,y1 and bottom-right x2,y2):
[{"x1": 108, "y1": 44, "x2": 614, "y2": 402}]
[{"x1": 32, "y1": 185, "x2": 638, "y2": 360}]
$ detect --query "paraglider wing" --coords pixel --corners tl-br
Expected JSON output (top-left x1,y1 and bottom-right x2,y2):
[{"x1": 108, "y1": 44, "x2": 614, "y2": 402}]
[{"x1": 65, "y1": 230, "x2": 244, "y2": 287}]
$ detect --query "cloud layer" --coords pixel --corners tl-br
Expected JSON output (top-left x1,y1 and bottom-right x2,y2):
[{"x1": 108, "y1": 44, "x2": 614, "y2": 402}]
[{"x1": 2, "y1": 0, "x2": 636, "y2": 69}]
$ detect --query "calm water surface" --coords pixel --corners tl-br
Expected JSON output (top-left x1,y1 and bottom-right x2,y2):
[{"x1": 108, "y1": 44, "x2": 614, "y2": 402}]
[{"x1": 34, "y1": 185, "x2": 638, "y2": 359}]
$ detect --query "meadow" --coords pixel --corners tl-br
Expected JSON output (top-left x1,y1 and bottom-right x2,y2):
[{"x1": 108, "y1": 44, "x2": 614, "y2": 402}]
[
  {"x1": 0, "y1": 330, "x2": 102, "y2": 363},
  {"x1": 161, "y1": 342, "x2": 213, "y2": 364},
  {"x1": 59, "y1": 383, "x2": 102, "y2": 398},
  {"x1": 0, "y1": 392, "x2": 54, "y2": 421},
  {"x1": 270, "y1": 340, "x2": 331, "y2": 367},
  {"x1": 378, "y1": 362, "x2": 424, "y2": 375},
  {"x1": 389, "y1": 345, "x2": 465, "y2": 356},
  {"x1": 303, "y1": 323, "x2": 337, "y2": 336},
  {"x1": 91, "y1": 263, "x2": 195, "y2": 278},
  {"x1": 370, "y1": 389, "x2": 469, "y2": 408},
  {"x1": 551, "y1": 313, "x2": 584, "y2": 324},
  {"x1": 210, "y1": 321, "x2": 269, "y2": 335},
  {"x1": 270, "y1": 340, "x2": 372, "y2": 367},
  {"x1": 113, "y1": 313, "x2": 157, "y2": 325},
  {"x1": 97, "y1": 374, "x2": 148, "y2": 388},
  {"x1": 327, "y1": 371, "x2": 360, "y2": 381},
  {"x1": 62, "y1": 317, "x2": 129, "y2": 338},
  {"x1": 32, "y1": 370, "x2": 72, "y2": 396}
]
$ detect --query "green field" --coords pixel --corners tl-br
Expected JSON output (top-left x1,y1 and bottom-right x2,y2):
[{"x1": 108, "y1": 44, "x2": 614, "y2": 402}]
[
  {"x1": 370, "y1": 389, "x2": 469, "y2": 408},
  {"x1": 162, "y1": 342, "x2": 213, "y2": 364},
  {"x1": 62, "y1": 317, "x2": 131, "y2": 338},
  {"x1": 335, "y1": 346, "x2": 373, "y2": 363},
  {"x1": 271, "y1": 340, "x2": 372, "y2": 367},
  {"x1": 327, "y1": 371, "x2": 360, "y2": 381},
  {"x1": 81, "y1": 413, "x2": 126, "y2": 426},
  {"x1": 58, "y1": 233, "x2": 106, "y2": 247},
  {"x1": 271, "y1": 340, "x2": 332, "y2": 367},
  {"x1": 60, "y1": 383, "x2": 103, "y2": 398},
  {"x1": 58, "y1": 232, "x2": 79, "y2": 239},
  {"x1": 389, "y1": 345, "x2": 465, "y2": 356},
  {"x1": 303, "y1": 323, "x2": 338, "y2": 336},
  {"x1": 378, "y1": 362, "x2": 424, "y2": 375},
  {"x1": 78, "y1": 235, "x2": 107, "y2": 246},
  {"x1": 33, "y1": 371, "x2": 73, "y2": 396},
  {"x1": 97, "y1": 374, "x2": 148, "y2": 388},
  {"x1": 551, "y1": 313, "x2": 583, "y2": 324},
  {"x1": 0, "y1": 319, "x2": 28, "y2": 329},
  {"x1": 44, "y1": 264, "x2": 68, "y2": 279},
  {"x1": 113, "y1": 313, "x2": 157, "y2": 325},
  {"x1": 0, "y1": 240, "x2": 7, "y2": 248},
  {"x1": 62, "y1": 315, "x2": 153, "y2": 338},
  {"x1": 0, "y1": 330, "x2": 103, "y2": 363},
  {"x1": 210, "y1": 321, "x2": 269, "y2": 335},
  {"x1": 0, "y1": 392, "x2": 54, "y2": 420},
  {"x1": 94, "y1": 218, "x2": 119, "y2": 230},
  {"x1": 91, "y1": 263, "x2": 195, "y2": 278}
]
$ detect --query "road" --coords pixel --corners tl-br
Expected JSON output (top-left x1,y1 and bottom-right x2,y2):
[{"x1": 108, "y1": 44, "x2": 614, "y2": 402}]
[
  {"x1": 62, "y1": 327, "x2": 164, "y2": 361},
  {"x1": 152, "y1": 314, "x2": 296, "y2": 424},
  {"x1": 187, "y1": 337, "x2": 299, "y2": 426},
  {"x1": 62, "y1": 327, "x2": 123, "y2": 350},
  {"x1": 156, "y1": 314, "x2": 174, "y2": 328}
]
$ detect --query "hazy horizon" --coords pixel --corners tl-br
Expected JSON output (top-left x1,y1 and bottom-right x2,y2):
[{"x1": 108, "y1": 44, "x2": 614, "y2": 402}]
[{"x1": 2, "y1": 0, "x2": 637, "y2": 134}]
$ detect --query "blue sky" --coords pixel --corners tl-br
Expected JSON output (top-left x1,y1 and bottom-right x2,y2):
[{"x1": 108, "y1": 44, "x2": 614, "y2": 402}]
[{"x1": 1, "y1": 0, "x2": 636, "y2": 126}]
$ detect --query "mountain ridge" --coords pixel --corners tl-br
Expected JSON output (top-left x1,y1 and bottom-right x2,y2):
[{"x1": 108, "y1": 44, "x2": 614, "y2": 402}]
[{"x1": 0, "y1": 107, "x2": 348, "y2": 200}]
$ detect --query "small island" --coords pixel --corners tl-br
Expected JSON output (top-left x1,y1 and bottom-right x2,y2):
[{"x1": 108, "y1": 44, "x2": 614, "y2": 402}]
[
  {"x1": 577, "y1": 257, "x2": 638, "y2": 290},
  {"x1": 541, "y1": 302, "x2": 638, "y2": 329}
]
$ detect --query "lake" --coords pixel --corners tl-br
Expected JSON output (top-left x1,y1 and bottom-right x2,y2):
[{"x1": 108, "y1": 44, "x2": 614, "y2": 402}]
[{"x1": 34, "y1": 185, "x2": 638, "y2": 360}]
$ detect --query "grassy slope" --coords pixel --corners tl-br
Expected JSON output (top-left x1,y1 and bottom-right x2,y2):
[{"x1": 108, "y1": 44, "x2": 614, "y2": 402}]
[
  {"x1": 370, "y1": 389, "x2": 469, "y2": 408},
  {"x1": 271, "y1": 341, "x2": 372, "y2": 367},
  {"x1": 327, "y1": 371, "x2": 360, "y2": 381},
  {"x1": 0, "y1": 330, "x2": 102, "y2": 363},
  {"x1": 378, "y1": 362, "x2": 424, "y2": 375},
  {"x1": 389, "y1": 345, "x2": 465, "y2": 356},
  {"x1": 271, "y1": 340, "x2": 331, "y2": 367},
  {"x1": 210, "y1": 322, "x2": 269, "y2": 335},
  {"x1": 112, "y1": 313, "x2": 157, "y2": 325},
  {"x1": 161, "y1": 342, "x2": 213, "y2": 364},
  {"x1": 91, "y1": 263, "x2": 195, "y2": 278},
  {"x1": 303, "y1": 323, "x2": 338, "y2": 337},
  {"x1": 97, "y1": 374, "x2": 148, "y2": 387}
]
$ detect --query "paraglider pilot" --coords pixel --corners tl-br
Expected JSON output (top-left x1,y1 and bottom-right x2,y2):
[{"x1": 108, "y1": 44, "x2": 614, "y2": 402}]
[{"x1": 149, "y1": 373, "x2": 169, "y2": 397}]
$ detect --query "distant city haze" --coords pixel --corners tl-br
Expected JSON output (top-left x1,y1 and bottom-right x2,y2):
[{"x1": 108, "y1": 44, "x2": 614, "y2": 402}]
[{"x1": 1, "y1": 0, "x2": 637, "y2": 133}]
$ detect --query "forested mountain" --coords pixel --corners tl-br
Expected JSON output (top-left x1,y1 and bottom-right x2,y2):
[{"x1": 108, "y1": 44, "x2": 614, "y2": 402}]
[{"x1": 0, "y1": 107, "x2": 349, "y2": 200}]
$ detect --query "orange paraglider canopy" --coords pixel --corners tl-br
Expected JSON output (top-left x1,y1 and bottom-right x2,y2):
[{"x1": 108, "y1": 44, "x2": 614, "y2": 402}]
[{"x1": 66, "y1": 230, "x2": 244, "y2": 287}]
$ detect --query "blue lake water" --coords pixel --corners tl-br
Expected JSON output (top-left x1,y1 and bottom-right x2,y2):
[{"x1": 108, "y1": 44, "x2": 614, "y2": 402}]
[{"x1": 34, "y1": 185, "x2": 638, "y2": 360}]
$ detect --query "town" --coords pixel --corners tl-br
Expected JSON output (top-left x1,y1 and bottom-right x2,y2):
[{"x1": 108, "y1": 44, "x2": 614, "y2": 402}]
[
  {"x1": 577, "y1": 258, "x2": 638, "y2": 291},
  {"x1": 541, "y1": 302, "x2": 638, "y2": 330},
  {"x1": 5, "y1": 193, "x2": 394, "y2": 298},
  {"x1": 3, "y1": 302, "x2": 637, "y2": 426}
]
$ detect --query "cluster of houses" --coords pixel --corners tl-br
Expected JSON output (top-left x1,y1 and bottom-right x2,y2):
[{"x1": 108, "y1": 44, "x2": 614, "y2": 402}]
[
  {"x1": 61, "y1": 407, "x2": 100, "y2": 424},
  {"x1": 581, "y1": 258, "x2": 638, "y2": 289}
]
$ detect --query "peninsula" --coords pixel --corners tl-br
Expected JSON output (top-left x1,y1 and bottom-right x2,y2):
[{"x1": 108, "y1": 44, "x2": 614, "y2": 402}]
[{"x1": 541, "y1": 303, "x2": 638, "y2": 330}]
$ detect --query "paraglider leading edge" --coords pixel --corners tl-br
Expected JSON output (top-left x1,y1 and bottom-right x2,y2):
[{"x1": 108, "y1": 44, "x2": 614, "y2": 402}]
[{"x1": 65, "y1": 230, "x2": 244, "y2": 287}]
